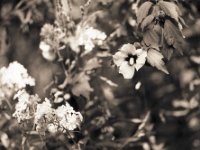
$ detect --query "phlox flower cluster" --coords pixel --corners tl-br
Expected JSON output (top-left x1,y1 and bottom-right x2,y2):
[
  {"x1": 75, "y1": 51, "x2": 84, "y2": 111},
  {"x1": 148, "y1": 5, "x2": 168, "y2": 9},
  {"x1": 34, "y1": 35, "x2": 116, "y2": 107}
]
[
  {"x1": 13, "y1": 90, "x2": 83, "y2": 133},
  {"x1": 69, "y1": 25, "x2": 107, "y2": 54},
  {"x1": 0, "y1": 61, "x2": 35, "y2": 104},
  {"x1": 39, "y1": 23, "x2": 66, "y2": 61},
  {"x1": 34, "y1": 100, "x2": 83, "y2": 133},
  {"x1": 13, "y1": 90, "x2": 39, "y2": 123},
  {"x1": 0, "y1": 61, "x2": 35, "y2": 90}
]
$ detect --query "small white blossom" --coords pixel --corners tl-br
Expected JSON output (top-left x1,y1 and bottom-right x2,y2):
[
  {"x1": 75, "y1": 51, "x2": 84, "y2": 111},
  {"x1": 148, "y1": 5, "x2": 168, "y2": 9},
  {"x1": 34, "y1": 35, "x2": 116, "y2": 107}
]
[
  {"x1": 69, "y1": 25, "x2": 107, "y2": 53},
  {"x1": 39, "y1": 41, "x2": 56, "y2": 61},
  {"x1": 13, "y1": 90, "x2": 39, "y2": 123},
  {"x1": 78, "y1": 26, "x2": 107, "y2": 53},
  {"x1": 113, "y1": 43, "x2": 147, "y2": 79},
  {"x1": 34, "y1": 98, "x2": 55, "y2": 132},
  {"x1": 55, "y1": 103, "x2": 83, "y2": 131},
  {"x1": 0, "y1": 61, "x2": 35, "y2": 90}
]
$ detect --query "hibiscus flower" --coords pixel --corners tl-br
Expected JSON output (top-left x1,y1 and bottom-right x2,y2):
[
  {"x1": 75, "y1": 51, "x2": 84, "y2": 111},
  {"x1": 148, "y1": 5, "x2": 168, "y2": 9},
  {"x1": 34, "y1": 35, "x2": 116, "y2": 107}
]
[{"x1": 113, "y1": 43, "x2": 147, "y2": 79}]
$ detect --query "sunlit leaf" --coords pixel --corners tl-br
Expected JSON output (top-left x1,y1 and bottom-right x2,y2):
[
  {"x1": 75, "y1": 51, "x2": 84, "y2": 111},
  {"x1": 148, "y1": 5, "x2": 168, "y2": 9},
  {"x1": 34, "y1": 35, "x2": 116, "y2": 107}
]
[
  {"x1": 147, "y1": 49, "x2": 169, "y2": 74},
  {"x1": 137, "y1": 2, "x2": 153, "y2": 24}
]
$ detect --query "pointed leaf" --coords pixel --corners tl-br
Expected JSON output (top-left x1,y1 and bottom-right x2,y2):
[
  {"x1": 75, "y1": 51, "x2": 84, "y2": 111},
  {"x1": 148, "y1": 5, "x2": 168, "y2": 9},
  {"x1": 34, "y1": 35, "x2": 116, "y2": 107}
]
[
  {"x1": 143, "y1": 30, "x2": 160, "y2": 50},
  {"x1": 141, "y1": 14, "x2": 155, "y2": 31},
  {"x1": 158, "y1": 1, "x2": 180, "y2": 23},
  {"x1": 147, "y1": 49, "x2": 169, "y2": 74},
  {"x1": 137, "y1": 2, "x2": 153, "y2": 24},
  {"x1": 163, "y1": 20, "x2": 187, "y2": 54}
]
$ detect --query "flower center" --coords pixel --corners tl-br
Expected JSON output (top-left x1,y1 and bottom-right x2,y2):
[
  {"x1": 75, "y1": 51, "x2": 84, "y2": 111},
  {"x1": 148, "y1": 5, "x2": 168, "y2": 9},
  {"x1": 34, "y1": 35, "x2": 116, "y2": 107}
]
[{"x1": 125, "y1": 54, "x2": 137, "y2": 66}]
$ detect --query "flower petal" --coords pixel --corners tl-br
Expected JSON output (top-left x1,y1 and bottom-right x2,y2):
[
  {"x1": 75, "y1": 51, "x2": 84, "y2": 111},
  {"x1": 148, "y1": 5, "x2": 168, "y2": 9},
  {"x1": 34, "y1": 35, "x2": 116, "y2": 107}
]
[
  {"x1": 135, "y1": 50, "x2": 147, "y2": 71},
  {"x1": 113, "y1": 51, "x2": 127, "y2": 67},
  {"x1": 119, "y1": 61, "x2": 135, "y2": 79},
  {"x1": 120, "y1": 43, "x2": 136, "y2": 55}
]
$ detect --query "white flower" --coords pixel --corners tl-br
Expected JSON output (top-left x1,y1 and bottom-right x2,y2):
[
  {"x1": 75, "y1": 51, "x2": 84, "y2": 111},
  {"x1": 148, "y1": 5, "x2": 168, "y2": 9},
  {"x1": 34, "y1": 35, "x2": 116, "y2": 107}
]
[
  {"x1": 39, "y1": 41, "x2": 56, "y2": 61},
  {"x1": 55, "y1": 103, "x2": 83, "y2": 131},
  {"x1": 34, "y1": 98, "x2": 53, "y2": 123},
  {"x1": 13, "y1": 90, "x2": 39, "y2": 123},
  {"x1": 113, "y1": 43, "x2": 147, "y2": 79},
  {"x1": 0, "y1": 61, "x2": 35, "y2": 90},
  {"x1": 70, "y1": 26, "x2": 107, "y2": 54},
  {"x1": 34, "y1": 98, "x2": 55, "y2": 132}
]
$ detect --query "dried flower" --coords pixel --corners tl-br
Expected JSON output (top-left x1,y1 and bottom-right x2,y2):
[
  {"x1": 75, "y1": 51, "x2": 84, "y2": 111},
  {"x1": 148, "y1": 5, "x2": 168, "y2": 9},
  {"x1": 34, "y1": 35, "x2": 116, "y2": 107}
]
[{"x1": 113, "y1": 43, "x2": 147, "y2": 79}]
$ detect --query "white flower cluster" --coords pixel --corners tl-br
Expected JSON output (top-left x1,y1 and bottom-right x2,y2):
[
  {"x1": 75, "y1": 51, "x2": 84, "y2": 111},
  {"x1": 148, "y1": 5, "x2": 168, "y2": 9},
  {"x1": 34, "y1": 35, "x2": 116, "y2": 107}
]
[
  {"x1": 34, "y1": 100, "x2": 83, "y2": 133},
  {"x1": 0, "y1": 61, "x2": 35, "y2": 90},
  {"x1": 39, "y1": 24, "x2": 66, "y2": 61},
  {"x1": 13, "y1": 90, "x2": 83, "y2": 133},
  {"x1": 78, "y1": 26, "x2": 107, "y2": 53},
  {"x1": 0, "y1": 61, "x2": 35, "y2": 104},
  {"x1": 69, "y1": 25, "x2": 107, "y2": 54},
  {"x1": 13, "y1": 90, "x2": 39, "y2": 123}
]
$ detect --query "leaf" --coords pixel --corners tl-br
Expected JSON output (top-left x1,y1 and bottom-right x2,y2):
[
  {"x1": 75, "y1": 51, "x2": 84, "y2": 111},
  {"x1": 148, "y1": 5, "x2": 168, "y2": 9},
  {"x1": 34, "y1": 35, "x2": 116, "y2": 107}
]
[
  {"x1": 72, "y1": 73, "x2": 93, "y2": 99},
  {"x1": 84, "y1": 57, "x2": 102, "y2": 71},
  {"x1": 158, "y1": 1, "x2": 180, "y2": 23},
  {"x1": 147, "y1": 49, "x2": 169, "y2": 74},
  {"x1": 163, "y1": 20, "x2": 187, "y2": 54},
  {"x1": 100, "y1": 76, "x2": 118, "y2": 87},
  {"x1": 141, "y1": 14, "x2": 155, "y2": 31},
  {"x1": 143, "y1": 29, "x2": 160, "y2": 50},
  {"x1": 137, "y1": 2, "x2": 153, "y2": 24},
  {"x1": 190, "y1": 56, "x2": 200, "y2": 64}
]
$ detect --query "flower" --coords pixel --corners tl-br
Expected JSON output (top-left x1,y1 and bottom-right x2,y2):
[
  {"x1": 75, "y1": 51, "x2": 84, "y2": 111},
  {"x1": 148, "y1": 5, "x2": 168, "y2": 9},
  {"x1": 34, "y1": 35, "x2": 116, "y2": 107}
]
[
  {"x1": 69, "y1": 25, "x2": 107, "y2": 54},
  {"x1": 34, "y1": 98, "x2": 55, "y2": 132},
  {"x1": 113, "y1": 43, "x2": 147, "y2": 79},
  {"x1": 55, "y1": 103, "x2": 83, "y2": 131},
  {"x1": 13, "y1": 90, "x2": 39, "y2": 123},
  {"x1": 0, "y1": 61, "x2": 35, "y2": 90},
  {"x1": 78, "y1": 26, "x2": 107, "y2": 53},
  {"x1": 39, "y1": 41, "x2": 56, "y2": 61}
]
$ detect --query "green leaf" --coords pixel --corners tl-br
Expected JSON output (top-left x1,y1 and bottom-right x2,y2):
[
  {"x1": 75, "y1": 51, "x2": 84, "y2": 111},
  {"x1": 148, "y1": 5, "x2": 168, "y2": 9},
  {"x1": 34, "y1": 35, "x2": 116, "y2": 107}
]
[
  {"x1": 137, "y1": 2, "x2": 153, "y2": 25},
  {"x1": 147, "y1": 49, "x2": 169, "y2": 74}
]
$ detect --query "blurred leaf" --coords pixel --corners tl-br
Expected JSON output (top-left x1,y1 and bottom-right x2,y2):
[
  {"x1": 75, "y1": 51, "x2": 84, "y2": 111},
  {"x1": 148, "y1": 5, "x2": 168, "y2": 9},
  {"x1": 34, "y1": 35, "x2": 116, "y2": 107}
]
[
  {"x1": 72, "y1": 72, "x2": 93, "y2": 99},
  {"x1": 137, "y1": 2, "x2": 153, "y2": 25},
  {"x1": 100, "y1": 76, "x2": 118, "y2": 87},
  {"x1": 147, "y1": 49, "x2": 169, "y2": 74},
  {"x1": 190, "y1": 56, "x2": 200, "y2": 64},
  {"x1": 84, "y1": 57, "x2": 102, "y2": 72},
  {"x1": 0, "y1": 133, "x2": 10, "y2": 148}
]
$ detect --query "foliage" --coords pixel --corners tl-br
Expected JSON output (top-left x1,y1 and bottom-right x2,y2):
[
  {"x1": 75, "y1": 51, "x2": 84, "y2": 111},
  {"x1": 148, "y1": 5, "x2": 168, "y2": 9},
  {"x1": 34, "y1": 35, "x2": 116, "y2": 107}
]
[{"x1": 0, "y1": 0, "x2": 200, "y2": 150}]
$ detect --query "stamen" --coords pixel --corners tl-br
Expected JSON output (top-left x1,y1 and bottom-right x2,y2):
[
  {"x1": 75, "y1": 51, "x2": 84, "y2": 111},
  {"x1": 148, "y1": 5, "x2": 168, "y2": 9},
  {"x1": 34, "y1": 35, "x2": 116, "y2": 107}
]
[{"x1": 129, "y1": 57, "x2": 134, "y2": 66}]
